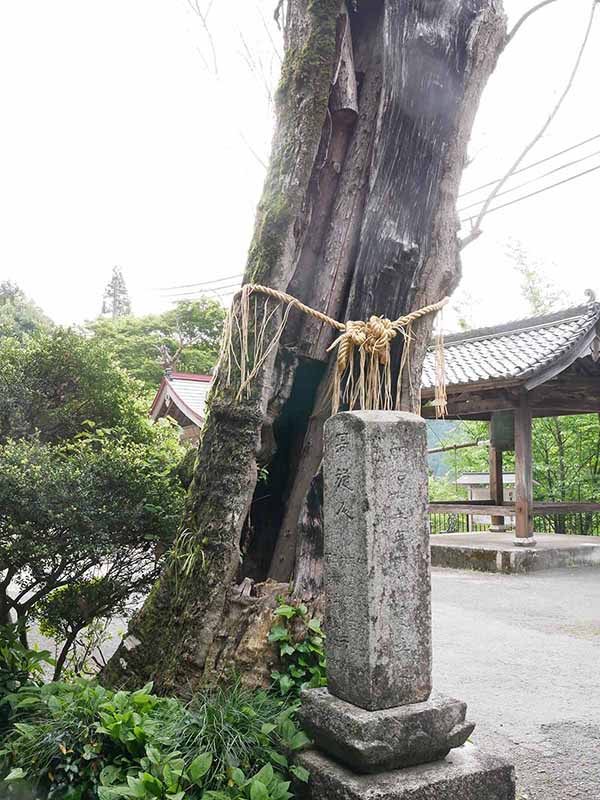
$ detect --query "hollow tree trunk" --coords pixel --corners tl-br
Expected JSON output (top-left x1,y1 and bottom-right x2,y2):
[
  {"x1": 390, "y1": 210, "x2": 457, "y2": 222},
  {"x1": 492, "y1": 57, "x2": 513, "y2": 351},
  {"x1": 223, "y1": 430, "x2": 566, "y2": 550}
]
[{"x1": 104, "y1": 0, "x2": 507, "y2": 694}]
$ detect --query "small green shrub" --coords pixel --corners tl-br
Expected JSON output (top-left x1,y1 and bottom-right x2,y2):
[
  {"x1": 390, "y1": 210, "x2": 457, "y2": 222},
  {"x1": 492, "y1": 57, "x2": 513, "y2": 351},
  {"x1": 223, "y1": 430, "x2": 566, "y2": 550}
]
[
  {"x1": 0, "y1": 679, "x2": 309, "y2": 800},
  {"x1": 268, "y1": 600, "x2": 326, "y2": 698},
  {"x1": 159, "y1": 682, "x2": 309, "y2": 788},
  {"x1": 0, "y1": 625, "x2": 53, "y2": 734}
]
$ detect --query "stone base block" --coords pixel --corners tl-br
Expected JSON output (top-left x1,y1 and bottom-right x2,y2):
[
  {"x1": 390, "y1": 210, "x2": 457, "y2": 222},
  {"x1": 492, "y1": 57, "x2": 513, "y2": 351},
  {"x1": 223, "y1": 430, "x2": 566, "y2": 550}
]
[
  {"x1": 295, "y1": 743, "x2": 515, "y2": 800},
  {"x1": 513, "y1": 536, "x2": 536, "y2": 547},
  {"x1": 298, "y1": 688, "x2": 474, "y2": 773}
]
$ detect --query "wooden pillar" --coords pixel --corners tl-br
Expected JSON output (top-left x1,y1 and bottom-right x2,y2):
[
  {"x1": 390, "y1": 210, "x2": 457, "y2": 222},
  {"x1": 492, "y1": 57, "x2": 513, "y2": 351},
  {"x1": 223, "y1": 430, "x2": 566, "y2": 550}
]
[
  {"x1": 489, "y1": 446, "x2": 505, "y2": 531},
  {"x1": 514, "y1": 392, "x2": 535, "y2": 546}
]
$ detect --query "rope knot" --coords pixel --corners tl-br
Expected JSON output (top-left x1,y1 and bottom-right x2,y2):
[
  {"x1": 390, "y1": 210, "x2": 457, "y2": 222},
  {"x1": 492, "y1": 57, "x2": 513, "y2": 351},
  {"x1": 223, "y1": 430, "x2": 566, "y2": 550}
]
[
  {"x1": 363, "y1": 316, "x2": 396, "y2": 363},
  {"x1": 223, "y1": 283, "x2": 449, "y2": 415}
]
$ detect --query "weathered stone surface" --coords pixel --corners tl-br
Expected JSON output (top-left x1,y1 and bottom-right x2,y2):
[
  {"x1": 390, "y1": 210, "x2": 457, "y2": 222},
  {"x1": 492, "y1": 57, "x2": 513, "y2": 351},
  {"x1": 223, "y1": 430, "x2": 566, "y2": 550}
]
[
  {"x1": 295, "y1": 744, "x2": 516, "y2": 800},
  {"x1": 298, "y1": 688, "x2": 475, "y2": 773},
  {"x1": 323, "y1": 411, "x2": 431, "y2": 711}
]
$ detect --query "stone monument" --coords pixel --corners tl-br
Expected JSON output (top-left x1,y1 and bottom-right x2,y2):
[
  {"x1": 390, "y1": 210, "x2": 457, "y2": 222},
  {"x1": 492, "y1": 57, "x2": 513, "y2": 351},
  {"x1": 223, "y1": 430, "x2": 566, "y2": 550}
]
[{"x1": 296, "y1": 411, "x2": 515, "y2": 799}]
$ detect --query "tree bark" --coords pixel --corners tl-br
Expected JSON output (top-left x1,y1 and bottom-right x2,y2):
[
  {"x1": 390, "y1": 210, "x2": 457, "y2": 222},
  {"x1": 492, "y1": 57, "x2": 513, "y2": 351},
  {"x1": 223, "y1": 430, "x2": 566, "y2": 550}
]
[{"x1": 104, "y1": 0, "x2": 507, "y2": 693}]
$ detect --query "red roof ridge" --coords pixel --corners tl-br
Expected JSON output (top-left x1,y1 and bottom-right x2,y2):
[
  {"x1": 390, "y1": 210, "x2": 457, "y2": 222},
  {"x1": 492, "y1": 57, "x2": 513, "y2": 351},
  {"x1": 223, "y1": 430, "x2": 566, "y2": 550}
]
[{"x1": 170, "y1": 372, "x2": 213, "y2": 381}]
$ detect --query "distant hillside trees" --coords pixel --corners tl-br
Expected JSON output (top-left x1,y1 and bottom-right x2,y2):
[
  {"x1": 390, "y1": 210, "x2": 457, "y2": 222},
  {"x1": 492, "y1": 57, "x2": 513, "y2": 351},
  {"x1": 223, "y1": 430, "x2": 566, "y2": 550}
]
[
  {"x1": 0, "y1": 281, "x2": 52, "y2": 340},
  {"x1": 87, "y1": 297, "x2": 226, "y2": 391}
]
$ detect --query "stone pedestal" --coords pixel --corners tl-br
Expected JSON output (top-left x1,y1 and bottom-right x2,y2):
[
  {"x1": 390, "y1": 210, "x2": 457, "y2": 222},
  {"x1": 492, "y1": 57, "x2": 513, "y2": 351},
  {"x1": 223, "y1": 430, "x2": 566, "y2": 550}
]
[
  {"x1": 296, "y1": 744, "x2": 516, "y2": 800},
  {"x1": 299, "y1": 412, "x2": 515, "y2": 800},
  {"x1": 298, "y1": 689, "x2": 474, "y2": 773}
]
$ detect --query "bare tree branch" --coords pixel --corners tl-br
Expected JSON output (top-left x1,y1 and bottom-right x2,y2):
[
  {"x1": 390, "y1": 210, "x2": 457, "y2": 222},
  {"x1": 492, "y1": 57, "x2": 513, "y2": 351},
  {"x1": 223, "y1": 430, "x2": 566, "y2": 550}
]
[
  {"x1": 185, "y1": 0, "x2": 218, "y2": 75},
  {"x1": 239, "y1": 31, "x2": 274, "y2": 106},
  {"x1": 258, "y1": 4, "x2": 283, "y2": 64},
  {"x1": 460, "y1": 0, "x2": 598, "y2": 250},
  {"x1": 507, "y1": 0, "x2": 559, "y2": 45},
  {"x1": 238, "y1": 130, "x2": 268, "y2": 170}
]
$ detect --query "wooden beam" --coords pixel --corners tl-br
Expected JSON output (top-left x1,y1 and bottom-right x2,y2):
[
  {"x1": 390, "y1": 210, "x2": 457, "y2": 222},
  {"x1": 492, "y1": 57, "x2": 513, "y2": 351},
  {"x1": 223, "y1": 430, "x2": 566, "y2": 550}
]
[
  {"x1": 514, "y1": 392, "x2": 534, "y2": 544},
  {"x1": 489, "y1": 445, "x2": 505, "y2": 530},
  {"x1": 421, "y1": 377, "x2": 522, "y2": 401},
  {"x1": 428, "y1": 502, "x2": 514, "y2": 515},
  {"x1": 531, "y1": 407, "x2": 600, "y2": 417},
  {"x1": 422, "y1": 394, "x2": 519, "y2": 419},
  {"x1": 532, "y1": 502, "x2": 600, "y2": 514}
]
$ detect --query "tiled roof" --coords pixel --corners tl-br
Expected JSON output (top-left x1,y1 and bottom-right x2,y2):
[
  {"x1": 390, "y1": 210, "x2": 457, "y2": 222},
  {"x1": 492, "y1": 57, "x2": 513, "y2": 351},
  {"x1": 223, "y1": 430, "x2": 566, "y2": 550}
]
[
  {"x1": 457, "y1": 472, "x2": 516, "y2": 486},
  {"x1": 150, "y1": 372, "x2": 213, "y2": 426},
  {"x1": 422, "y1": 302, "x2": 600, "y2": 392}
]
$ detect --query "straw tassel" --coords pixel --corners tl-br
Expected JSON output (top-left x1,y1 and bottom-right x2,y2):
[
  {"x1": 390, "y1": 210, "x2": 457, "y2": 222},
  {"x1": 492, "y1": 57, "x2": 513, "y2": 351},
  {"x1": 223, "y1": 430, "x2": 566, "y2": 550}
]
[{"x1": 220, "y1": 284, "x2": 448, "y2": 416}]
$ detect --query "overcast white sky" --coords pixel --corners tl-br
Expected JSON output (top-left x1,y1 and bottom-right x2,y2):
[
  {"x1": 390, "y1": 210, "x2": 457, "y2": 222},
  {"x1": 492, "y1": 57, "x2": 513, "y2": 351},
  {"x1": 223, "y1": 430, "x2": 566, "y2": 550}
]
[{"x1": 0, "y1": 0, "x2": 598, "y2": 330}]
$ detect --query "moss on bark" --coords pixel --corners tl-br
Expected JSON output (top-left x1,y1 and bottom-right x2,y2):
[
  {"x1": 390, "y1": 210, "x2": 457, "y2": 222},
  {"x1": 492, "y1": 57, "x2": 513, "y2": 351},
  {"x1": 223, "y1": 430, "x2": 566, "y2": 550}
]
[{"x1": 103, "y1": 0, "x2": 342, "y2": 694}]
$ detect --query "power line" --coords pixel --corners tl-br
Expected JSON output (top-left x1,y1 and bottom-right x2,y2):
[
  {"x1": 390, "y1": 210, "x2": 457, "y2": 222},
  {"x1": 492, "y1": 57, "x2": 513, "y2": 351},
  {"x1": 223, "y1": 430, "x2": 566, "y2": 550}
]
[
  {"x1": 458, "y1": 148, "x2": 600, "y2": 213},
  {"x1": 460, "y1": 162, "x2": 600, "y2": 224},
  {"x1": 161, "y1": 281, "x2": 242, "y2": 299},
  {"x1": 459, "y1": 132, "x2": 600, "y2": 198},
  {"x1": 154, "y1": 272, "x2": 243, "y2": 292}
]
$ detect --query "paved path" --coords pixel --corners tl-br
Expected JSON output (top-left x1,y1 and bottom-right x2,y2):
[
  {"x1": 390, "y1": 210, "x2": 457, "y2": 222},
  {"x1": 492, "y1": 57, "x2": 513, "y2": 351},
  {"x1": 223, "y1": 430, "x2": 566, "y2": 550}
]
[{"x1": 432, "y1": 566, "x2": 600, "y2": 800}]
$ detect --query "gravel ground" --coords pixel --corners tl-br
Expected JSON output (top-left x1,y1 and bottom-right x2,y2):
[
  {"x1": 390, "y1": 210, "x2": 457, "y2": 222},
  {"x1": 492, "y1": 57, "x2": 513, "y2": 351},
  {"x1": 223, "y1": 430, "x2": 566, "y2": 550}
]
[{"x1": 432, "y1": 566, "x2": 600, "y2": 799}]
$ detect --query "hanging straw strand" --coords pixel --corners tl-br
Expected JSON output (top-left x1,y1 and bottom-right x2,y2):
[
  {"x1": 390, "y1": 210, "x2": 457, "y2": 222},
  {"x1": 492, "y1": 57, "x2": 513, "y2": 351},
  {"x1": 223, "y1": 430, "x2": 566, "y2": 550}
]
[{"x1": 222, "y1": 283, "x2": 449, "y2": 415}]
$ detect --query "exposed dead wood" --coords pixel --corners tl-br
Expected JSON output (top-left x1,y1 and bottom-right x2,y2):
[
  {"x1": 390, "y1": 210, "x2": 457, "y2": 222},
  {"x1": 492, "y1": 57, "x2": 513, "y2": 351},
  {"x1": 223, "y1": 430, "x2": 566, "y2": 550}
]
[{"x1": 104, "y1": 0, "x2": 508, "y2": 691}]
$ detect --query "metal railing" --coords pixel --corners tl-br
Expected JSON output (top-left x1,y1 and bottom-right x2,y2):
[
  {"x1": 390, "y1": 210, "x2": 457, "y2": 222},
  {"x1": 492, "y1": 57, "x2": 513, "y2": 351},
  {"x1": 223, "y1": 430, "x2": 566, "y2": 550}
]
[
  {"x1": 429, "y1": 513, "x2": 490, "y2": 535},
  {"x1": 430, "y1": 511, "x2": 600, "y2": 536}
]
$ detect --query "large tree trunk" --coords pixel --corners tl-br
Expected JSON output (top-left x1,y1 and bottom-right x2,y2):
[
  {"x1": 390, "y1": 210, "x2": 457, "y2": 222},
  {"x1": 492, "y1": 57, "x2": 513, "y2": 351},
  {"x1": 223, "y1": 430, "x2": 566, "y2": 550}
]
[{"x1": 104, "y1": 0, "x2": 506, "y2": 693}]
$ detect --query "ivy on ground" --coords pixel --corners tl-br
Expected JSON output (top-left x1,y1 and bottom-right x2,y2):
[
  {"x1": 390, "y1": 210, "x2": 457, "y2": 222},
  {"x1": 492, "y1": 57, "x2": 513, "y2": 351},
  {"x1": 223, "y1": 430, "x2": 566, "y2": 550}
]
[{"x1": 268, "y1": 599, "x2": 326, "y2": 698}]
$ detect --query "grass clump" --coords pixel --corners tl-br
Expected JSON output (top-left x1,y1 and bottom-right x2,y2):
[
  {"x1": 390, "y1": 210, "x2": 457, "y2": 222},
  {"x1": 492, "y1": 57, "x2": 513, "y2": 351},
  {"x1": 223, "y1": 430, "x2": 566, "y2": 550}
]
[{"x1": 0, "y1": 678, "x2": 309, "y2": 800}]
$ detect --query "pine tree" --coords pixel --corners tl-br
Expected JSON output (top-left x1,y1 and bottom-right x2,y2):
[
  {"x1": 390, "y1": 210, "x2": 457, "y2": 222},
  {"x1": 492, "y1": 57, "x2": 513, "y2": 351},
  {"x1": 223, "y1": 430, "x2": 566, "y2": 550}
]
[{"x1": 102, "y1": 266, "x2": 132, "y2": 319}]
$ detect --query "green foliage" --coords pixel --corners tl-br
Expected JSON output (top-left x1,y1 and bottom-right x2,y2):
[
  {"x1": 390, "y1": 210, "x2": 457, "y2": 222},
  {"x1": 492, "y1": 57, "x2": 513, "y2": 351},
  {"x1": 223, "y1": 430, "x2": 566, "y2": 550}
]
[
  {"x1": 429, "y1": 414, "x2": 600, "y2": 532},
  {"x1": 427, "y1": 474, "x2": 465, "y2": 502},
  {"x1": 0, "y1": 281, "x2": 52, "y2": 340},
  {"x1": 268, "y1": 600, "x2": 326, "y2": 698},
  {"x1": 0, "y1": 434, "x2": 185, "y2": 677},
  {"x1": 0, "y1": 626, "x2": 53, "y2": 734},
  {"x1": 0, "y1": 323, "x2": 187, "y2": 672},
  {"x1": 0, "y1": 328, "x2": 158, "y2": 445},
  {"x1": 533, "y1": 415, "x2": 600, "y2": 503},
  {"x1": 87, "y1": 299, "x2": 226, "y2": 391},
  {"x1": 159, "y1": 681, "x2": 309, "y2": 793},
  {"x1": 0, "y1": 679, "x2": 308, "y2": 800},
  {"x1": 506, "y1": 240, "x2": 568, "y2": 316}
]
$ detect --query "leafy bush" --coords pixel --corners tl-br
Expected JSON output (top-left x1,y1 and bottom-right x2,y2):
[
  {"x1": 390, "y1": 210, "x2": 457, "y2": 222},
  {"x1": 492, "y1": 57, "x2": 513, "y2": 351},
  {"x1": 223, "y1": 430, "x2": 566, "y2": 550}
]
[
  {"x1": 0, "y1": 434, "x2": 185, "y2": 678},
  {"x1": 0, "y1": 626, "x2": 53, "y2": 735},
  {"x1": 0, "y1": 679, "x2": 309, "y2": 800},
  {"x1": 268, "y1": 601, "x2": 326, "y2": 698}
]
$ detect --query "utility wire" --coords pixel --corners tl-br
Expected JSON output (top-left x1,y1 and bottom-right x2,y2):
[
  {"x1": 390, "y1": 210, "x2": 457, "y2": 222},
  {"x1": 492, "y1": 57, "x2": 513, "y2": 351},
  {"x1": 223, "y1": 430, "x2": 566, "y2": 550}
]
[
  {"x1": 458, "y1": 148, "x2": 600, "y2": 213},
  {"x1": 154, "y1": 272, "x2": 243, "y2": 291},
  {"x1": 459, "y1": 132, "x2": 600, "y2": 198},
  {"x1": 460, "y1": 162, "x2": 600, "y2": 224},
  {"x1": 460, "y1": 1, "x2": 599, "y2": 250},
  {"x1": 161, "y1": 281, "x2": 242, "y2": 299}
]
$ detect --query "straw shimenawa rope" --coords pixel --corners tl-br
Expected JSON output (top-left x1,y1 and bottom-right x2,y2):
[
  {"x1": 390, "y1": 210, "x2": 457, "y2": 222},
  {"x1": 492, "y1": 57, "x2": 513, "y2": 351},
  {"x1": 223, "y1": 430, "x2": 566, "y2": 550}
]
[{"x1": 220, "y1": 283, "x2": 449, "y2": 417}]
